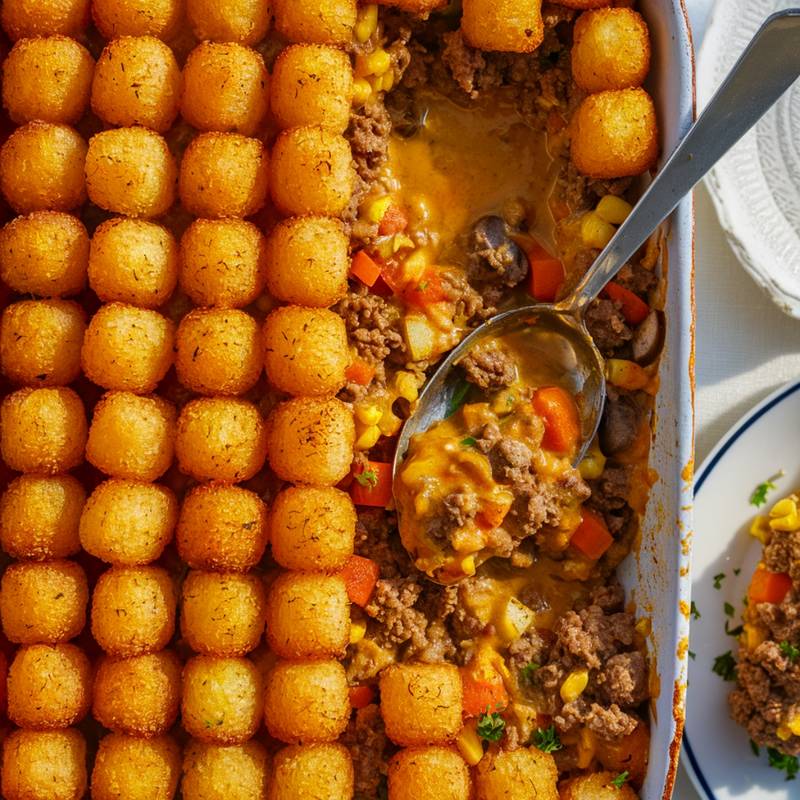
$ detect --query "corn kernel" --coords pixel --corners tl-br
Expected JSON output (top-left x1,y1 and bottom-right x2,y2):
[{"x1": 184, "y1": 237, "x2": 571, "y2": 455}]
[
  {"x1": 365, "y1": 48, "x2": 391, "y2": 76},
  {"x1": 456, "y1": 724, "x2": 484, "y2": 766},
  {"x1": 744, "y1": 623, "x2": 766, "y2": 651},
  {"x1": 770, "y1": 498, "x2": 797, "y2": 518},
  {"x1": 355, "y1": 425, "x2": 381, "y2": 451},
  {"x1": 749, "y1": 515, "x2": 771, "y2": 544},
  {"x1": 355, "y1": 4, "x2": 378, "y2": 43},
  {"x1": 788, "y1": 716, "x2": 800, "y2": 736},
  {"x1": 578, "y1": 447, "x2": 606, "y2": 480},
  {"x1": 381, "y1": 69, "x2": 395, "y2": 92},
  {"x1": 355, "y1": 404, "x2": 382, "y2": 426},
  {"x1": 635, "y1": 618, "x2": 652, "y2": 637},
  {"x1": 560, "y1": 668, "x2": 589, "y2": 703},
  {"x1": 770, "y1": 498, "x2": 799, "y2": 532},
  {"x1": 395, "y1": 371, "x2": 419, "y2": 403},
  {"x1": 461, "y1": 555, "x2": 476, "y2": 577},
  {"x1": 777, "y1": 725, "x2": 792, "y2": 741},
  {"x1": 378, "y1": 407, "x2": 401, "y2": 437},
  {"x1": 349, "y1": 621, "x2": 366, "y2": 644},
  {"x1": 365, "y1": 195, "x2": 392, "y2": 224},
  {"x1": 352, "y1": 78, "x2": 372, "y2": 107},
  {"x1": 581, "y1": 212, "x2": 616, "y2": 249},
  {"x1": 596, "y1": 195, "x2": 634, "y2": 224}
]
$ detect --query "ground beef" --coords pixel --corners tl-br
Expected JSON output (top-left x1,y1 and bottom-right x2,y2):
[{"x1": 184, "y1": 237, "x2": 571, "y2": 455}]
[
  {"x1": 616, "y1": 261, "x2": 658, "y2": 296},
  {"x1": 598, "y1": 652, "x2": 649, "y2": 706},
  {"x1": 750, "y1": 593, "x2": 800, "y2": 644},
  {"x1": 439, "y1": 270, "x2": 493, "y2": 323},
  {"x1": 348, "y1": 98, "x2": 393, "y2": 184},
  {"x1": 599, "y1": 390, "x2": 642, "y2": 456},
  {"x1": 354, "y1": 509, "x2": 413, "y2": 579},
  {"x1": 466, "y1": 216, "x2": 528, "y2": 287},
  {"x1": 507, "y1": 628, "x2": 548, "y2": 673},
  {"x1": 556, "y1": 699, "x2": 639, "y2": 740},
  {"x1": 585, "y1": 298, "x2": 632, "y2": 355},
  {"x1": 588, "y1": 466, "x2": 632, "y2": 535},
  {"x1": 341, "y1": 704, "x2": 389, "y2": 799},
  {"x1": 589, "y1": 579, "x2": 626, "y2": 611},
  {"x1": 335, "y1": 286, "x2": 406, "y2": 364},
  {"x1": 460, "y1": 340, "x2": 517, "y2": 390},
  {"x1": 764, "y1": 531, "x2": 800, "y2": 585},
  {"x1": 443, "y1": 490, "x2": 479, "y2": 527},
  {"x1": 441, "y1": 29, "x2": 486, "y2": 98},
  {"x1": 554, "y1": 605, "x2": 636, "y2": 671}
]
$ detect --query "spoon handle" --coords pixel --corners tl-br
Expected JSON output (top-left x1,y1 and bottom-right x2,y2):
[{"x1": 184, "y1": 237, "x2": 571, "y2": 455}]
[{"x1": 569, "y1": 8, "x2": 800, "y2": 313}]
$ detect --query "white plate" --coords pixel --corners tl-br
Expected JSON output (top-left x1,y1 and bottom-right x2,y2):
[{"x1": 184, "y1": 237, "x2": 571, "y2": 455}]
[
  {"x1": 698, "y1": 0, "x2": 800, "y2": 317},
  {"x1": 683, "y1": 378, "x2": 800, "y2": 799}
]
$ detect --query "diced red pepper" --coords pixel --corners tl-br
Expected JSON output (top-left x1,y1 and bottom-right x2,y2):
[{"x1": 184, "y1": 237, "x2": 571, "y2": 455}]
[
  {"x1": 603, "y1": 282, "x2": 650, "y2": 325},
  {"x1": 350, "y1": 461, "x2": 393, "y2": 508},
  {"x1": 378, "y1": 204, "x2": 408, "y2": 236},
  {"x1": 749, "y1": 566, "x2": 792, "y2": 605},
  {"x1": 523, "y1": 239, "x2": 564, "y2": 302},
  {"x1": 349, "y1": 684, "x2": 376, "y2": 709},
  {"x1": 339, "y1": 555, "x2": 380, "y2": 607},
  {"x1": 402, "y1": 270, "x2": 448, "y2": 308},
  {"x1": 570, "y1": 509, "x2": 614, "y2": 560},
  {"x1": 345, "y1": 359, "x2": 376, "y2": 386},
  {"x1": 350, "y1": 250, "x2": 382, "y2": 287},
  {"x1": 461, "y1": 662, "x2": 509, "y2": 718}
]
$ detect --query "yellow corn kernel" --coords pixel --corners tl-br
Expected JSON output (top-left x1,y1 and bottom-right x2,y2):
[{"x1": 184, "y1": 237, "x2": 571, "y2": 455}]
[
  {"x1": 395, "y1": 371, "x2": 419, "y2": 403},
  {"x1": 365, "y1": 48, "x2": 391, "y2": 76},
  {"x1": 352, "y1": 78, "x2": 372, "y2": 107},
  {"x1": 355, "y1": 4, "x2": 378, "y2": 43},
  {"x1": 402, "y1": 249, "x2": 430, "y2": 284},
  {"x1": 596, "y1": 195, "x2": 633, "y2": 224},
  {"x1": 635, "y1": 618, "x2": 652, "y2": 637},
  {"x1": 355, "y1": 425, "x2": 381, "y2": 451},
  {"x1": 381, "y1": 68, "x2": 395, "y2": 92},
  {"x1": 578, "y1": 446, "x2": 606, "y2": 480},
  {"x1": 581, "y1": 212, "x2": 616, "y2": 249},
  {"x1": 788, "y1": 716, "x2": 800, "y2": 736},
  {"x1": 606, "y1": 358, "x2": 649, "y2": 391},
  {"x1": 349, "y1": 621, "x2": 366, "y2": 644},
  {"x1": 749, "y1": 515, "x2": 771, "y2": 543},
  {"x1": 456, "y1": 724, "x2": 484, "y2": 766},
  {"x1": 770, "y1": 497, "x2": 797, "y2": 518},
  {"x1": 560, "y1": 668, "x2": 589, "y2": 703},
  {"x1": 365, "y1": 195, "x2": 392, "y2": 224},
  {"x1": 461, "y1": 555, "x2": 476, "y2": 577},
  {"x1": 777, "y1": 724, "x2": 792, "y2": 741},
  {"x1": 769, "y1": 497, "x2": 800, "y2": 531},
  {"x1": 355, "y1": 404, "x2": 382, "y2": 426},
  {"x1": 576, "y1": 728, "x2": 596, "y2": 769},
  {"x1": 743, "y1": 623, "x2": 766, "y2": 651},
  {"x1": 378, "y1": 407, "x2": 401, "y2": 437}
]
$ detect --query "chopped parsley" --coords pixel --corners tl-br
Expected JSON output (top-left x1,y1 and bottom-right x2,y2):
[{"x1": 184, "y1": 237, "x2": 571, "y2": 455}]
[
  {"x1": 690, "y1": 601, "x2": 701, "y2": 620},
  {"x1": 712, "y1": 650, "x2": 736, "y2": 681},
  {"x1": 354, "y1": 469, "x2": 378, "y2": 488},
  {"x1": 725, "y1": 620, "x2": 744, "y2": 637},
  {"x1": 460, "y1": 436, "x2": 477, "y2": 448},
  {"x1": 520, "y1": 662, "x2": 540, "y2": 683},
  {"x1": 688, "y1": 650, "x2": 696, "y2": 660},
  {"x1": 751, "y1": 472, "x2": 784, "y2": 507},
  {"x1": 713, "y1": 572, "x2": 726, "y2": 589},
  {"x1": 446, "y1": 378, "x2": 472, "y2": 417},
  {"x1": 750, "y1": 739, "x2": 760, "y2": 757},
  {"x1": 724, "y1": 602, "x2": 734, "y2": 618},
  {"x1": 768, "y1": 747, "x2": 799, "y2": 780},
  {"x1": 476, "y1": 710, "x2": 505, "y2": 742},
  {"x1": 734, "y1": 567, "x2": 742, "y2": 576},
  {"x1": 780, "y1": 641, "x2": 800, "y2": 662},
  {"x1": 417, "y1": 281, "x2": 429, "y2": 291},
  {"x1": 533, "y1": 725, "x2": 562, "y2": 754},
  {"x1": 609, "y1": 771, "x2": 630, "y2": 789}
]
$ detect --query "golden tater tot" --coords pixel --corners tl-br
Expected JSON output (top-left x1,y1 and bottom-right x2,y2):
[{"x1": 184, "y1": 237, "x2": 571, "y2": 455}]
[
  {"x1": 7, "y1": 643, "x2": 91, "y2": 729},
  {"x1": 177, "y1": 484, "x2": 267, "y2": 572},
  {"x1": 270, "y1": 126, "x2": 354, "y2": 217},
  {"x1": 2, "y1": 36, "x2": 94, "y2": 125},
  {"x1": 93, "y1": 651, "x2": 181, "y2": 737},
  {"x1": 559, "y1": 772, "x2": 638, "y2": 800},
  {"x1": 187, "y1": 0, "x2": 271, "y2": 45},
  {"x1": 183, "y1": 740, "x2": 271, "y2": 800},
  {"x1": 92, "y1": 0, "x2": 183, "y2": 39},
  {"x1": 1, "y1": 560, "x2": 88, "y2": 644},
  {"x1": 263, "y1": 659, "x2": 350, "y2": 744},
  {"x1": 0, "y1": 299, "x2": 86, "y2": 386},
  {"x1": 269, "y1": 485, "x2": 355, "y2": 571},
  {"x1": 461, "y1": 0, "x2": 543, "y2": 53},
  {"x1": 91, "y1": 565, "x2": 177, "y2": 657},
  {"x1": 274, "y1": 0, "x2": 355, "y2": 45},
  {"x1": 2, "y1": 728, "x2": 87, "y2": 800},
  {"x1": 571, "y1": 88, "x2": 658, "y2": 179},
  {"x1": 0, "y1": 211, "x2": 88, "y2": 297},
  {"x1": 266, "y1": 397, "x2": 355, "y2": 486},
  {"x1": 0, "y1": 387, "x2": 86, "y2": 474},
  {"x1": 388, "y1": 747, "x2": 471, "y2": 800},
  {"x1": 263, "y1": 307, "x2": 348, "y2": 396},
  {"x1": 82, "y1": 302, "x2": 174, "y2": 393},
  {"x1": 89, "y1": 217, "x2": 178, "y2": 308},
  {"x1": 182, "y1": 42, "x2": 269, "y2": 136},
  {"x1": 271, "y1": 45, "x2": 352, "y2": 133},
  {"x1": 572, "y1": 8, "x2": 650, "y2": 93},
  {"x1": 264, "y1": 216, "x2": 348, "y2": 307},
  {"x1": 182, "y1": 656, "x2": 263, "y2": 744},
  {"x1": 179, "y1": 132, "x2": 269, "y2": 219},
  {"x1": 176, "y1": 397, "x2": 267, "y2": 483},
  {"x1": 85, "y1": 127, "x2": 177, "y2": 217},
  {"x1": 265, "y1": 573, "x2": 349, "y2": 659},
  {"x1": 181, "y1": 571, "x2": 266, "y2": 656},
  {"x1": 0, "y1": 474, "x2": 85, "y2": 559},
  {"x1": 79, "y1": 479, "x2": 177, "y2": 565},
  {"x1": 176, "y1": 309, "x2": 261, "y2": 396},
  {"x1": 1, "y1": 0, "x2": 89, "y2": 40},
  {"x1": 475, "y1": 748, "x2": 558, "y2": 800},
  {"x1": 269, "y1": 744, "x2": 352, "y2": 800},
  {"x1": 380, "y1": 664, "x2": 463, "y2": 746},
  {"x1": 91, "y1": 36, "x2": 181, "y2": 133},
  {"x1": 92, "y1": 734, "x2": 181, "y2": 800},
  {"x1": 0, "y1": 122, "x2": 87, "y2": 213},
  {"x1": 86, "y1": 391, "x2": 176, "y2": 481},
  {"x1": 179, "y1": 218, "x2": 266, "y2": 308}
]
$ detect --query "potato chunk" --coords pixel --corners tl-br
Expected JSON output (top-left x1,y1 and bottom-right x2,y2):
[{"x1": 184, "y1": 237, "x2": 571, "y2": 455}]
[
  {"x1": 461, "y1": 0, "x2": 543, "y2": 53},
  {"x1": 475, "y1": 748, "x2": 558, "y2": 800},
  {"x1": 388, "y1": 747, "x2": 471, "y2": 800}
]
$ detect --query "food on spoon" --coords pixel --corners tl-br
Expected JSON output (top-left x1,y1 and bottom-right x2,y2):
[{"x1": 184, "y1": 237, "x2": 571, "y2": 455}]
[
  {"x1": 269, "y1": 743, "x2": 353, "y2": 800},
  {"x1": 186, "y1": 0, "x2": 272, "y2": 45},
  {"x1": 274, "y1": 0, "x2": 356, "y2": 45}
]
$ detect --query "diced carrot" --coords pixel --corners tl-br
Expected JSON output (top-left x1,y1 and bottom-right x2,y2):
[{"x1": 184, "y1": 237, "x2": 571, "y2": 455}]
[
  {"x1": 378, "y1": 204, "x2": 408, "y2": 236},
  {"x1": 349, "y1": 684, "x2": 376, "y2": 709},
  {"x1": 350, "y1": 461, "x2": 393, "y2": 508},
  {"x1": 603, "y1": 281, "x2": 650, "y2": 325},
  {"x1": 350, "y1": 250, "x2": 382, "y2": 287},
  {"x1": 748, "y1": 566, "x2": 792, "y2": 606},
  {"x1": 525, "y1": 241, "x2": 564, "y2": 303},
  {"x1": 345, "y1": 359, "x2": 376, "y2": 386},
  {"x1": 461, "y1": 662, "x2": 509, "y2": 718},
  {"x1": 532, "y1": 386, "x2": 580, "y2": 455},
  {"x1": 570, "y1": 508, "x2": 613, "y2": 560},
  {"x1": 339, "y1": 555, "x2": 380, "y2": 607},
  {"x1": 402, "y1": 270, "x2": 448, "y2": 308},
  {"x1": 476, "y1": 496, "x2": 512, "y2": 530}
]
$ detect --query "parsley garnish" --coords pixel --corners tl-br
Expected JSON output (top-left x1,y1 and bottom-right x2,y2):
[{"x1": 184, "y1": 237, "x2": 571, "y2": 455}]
[
  {"x1": 725, "y1": 621, "x2": 744, "y2": 637},
  {"x1": 690, "y1": 601, "x2": 701, "y2": 620},
  {"x1": 734, "y1": 567, "x2": 741, "y2": 576},
  {"x1": 460, "y1": 436, "x2": 477, "y2": 447},
  {"x1": 713, "y1": 573, "x2": 726, "y2": 589},
  {"x1": 688, "y1": 650, "x2": 696, "y2": 660},
  {"x1": 354, "y1": 469, "x2": 378, "y2": 488},
  {"x1": 446, "y1": 378, "x2": 471, "y2": 417},
  {"x1": 476, "y1": 710, "x2": 505, "y2": 742},
  {"x1": 712, "y1": 650, "x2": 736, "y2": 681},
  {"x1": 609, "y1": 771, "x2": 630, "y2": 789},
  {"x1": 417, "y1": 281, "x2": 429, "y2": 291},
  {"x1": 724, "y1": 602, "x2": 734, "y2": 617},
  {"x1": 533, "y1": 725, "x2": 562, "y2": 754},
  {"x1": 751, "y1": 472, "x2": 784, "y2": 507},
  {"x1": 780, "y1": 641, "x2": 800, "y2": 662},
  {"x1": 768, "y1": 747, "x2": 799, "y2": 780},
  {"x1": 520, "y1": 662, "x2": 540, "y2": 683},
  {"x1": 750, "y1": 739, "x2": 760, "y2": 757}
]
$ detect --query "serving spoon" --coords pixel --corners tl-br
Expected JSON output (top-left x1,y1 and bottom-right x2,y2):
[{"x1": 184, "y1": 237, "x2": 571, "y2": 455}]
[{"x1": 393, "y1": 8, "x2": 800, "y2": 483}]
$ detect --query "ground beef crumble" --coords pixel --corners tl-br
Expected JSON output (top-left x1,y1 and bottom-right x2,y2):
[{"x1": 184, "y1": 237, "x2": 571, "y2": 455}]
[
  {"x1": 460, "y1": 339, "x2": 517, "y2": 390},
  {"x1": 340, "y1": 704, "x2": 390, "y2": 800},
  {"x1": 335, "y1": 285, "x2": 406, "y2": 367}
]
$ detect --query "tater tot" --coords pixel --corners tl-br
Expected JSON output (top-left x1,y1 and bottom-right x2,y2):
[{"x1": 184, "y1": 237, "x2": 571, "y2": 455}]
[
  {"x1": 187, "y1": 0, "x2": 271, "y2": 45},
  {"x1": 0, "y1": 122, "x2": 87, "y2": 213},
  {"x1": 176, "y1": 397, "x2": 267, "y2": 483},
  {"x1": 176, "y1": 309, "x2": 261, "y2": 396},
  {"x1": 559, "y1": 772, "x2": 638, "y2": 800},
  {"x1": 0, "y1": 387, "x2": 87, "y2": 474},
  {"x1": 183, "y1": 740, "x2": 271, "y2": 800},
  {"x1": 82, "y1": 303, "x2": 174, "y2": 393},
  {"x1": 270, "y1": 126, "x2": 354, "y2": 216},
  {"x1": 388, "y1": 747, "x2": 471, "y2": 800},
  {"x1": 91, "y1": 565, "x2": 177, "y2": 657},
  {"x1": 572, "y1": 8, "x2": 650, "y2": 93},
  {"x1": 179, "y1": 132, "x2": 269, "y2": 219},
  {"x1": 271, "y1": 45, "x2": 352, "y2": 133},
  {"x1": 182, "y1": 656, "x2": 263, "y2": 744},
  {"x1": 269, "y1": 486, "x2": 355, "y2": 571},
  {"x1": 380, "y1": 664, "x2": 463, "y2": 746},
  {"x1": 177, "y1": 484, "x2": 267, "y2": 572},
  {"x1": 571, "y1": 88, "x2": 658, "y2": 179},
  {"x1": 79, "y1": 479, "x2": 177, "y2": 565},
  {"x1": 1, "y1": 560, "x2": 88, "y2": 644},
  {"x1": 475, "y1": 748, "x2": 558, "y2": 800},
  {"x1": 266, "y1": 397, "x2": 355, "y2": 486},
  {"x1": 263, "y1": 659, "x2": 350, "y2": 744},
  {"x1": 1, "y1": 0, "x2": 89, "y2": 40},
  {"x1": 89, "y1": 218, "x2": 178, "y2": 308},
  {"x1": 269, "y1": 744, "x2": 352, "y2": 800},
  {"x1": 262, "y1": 307, "x2": 348, "y2": 396},
  {"x1": 265, "y1": 573, "x2": 349, "y2": 659},
  {"x1": 93, "y1": 651, "x2": 181, "y2": 737},
  {"x1": 92, "y1": 0, "x2": 183, "y2": 39},
  {"x1": 274, "y1": 0, "x2": 355, "y2": 45},
  {"x1": 0, "y1": 211, "x2": 88, "y2": 297},
  {"x1": 182, "y1": 42, "x2": 269, "y2": 136},
  {"x1": 85, "y1": 127, "x2": 177, "y2": 217},
  {"x1": 92, "y1": 734, "x2": 181, "y2": 800},
  {"x1": 86, "y1": 391, "x2": 176, "y2": 481},
  {"x1": 2, "y1": 36, "x2": 94, "y2": 124},
  {"x1": 2, "y1": 728, "x2": 87, "y2": 800},
  {"x1": 0, "y1": 299, "x2": 86, "y2": 386},
  {"x1": 264, "y1": 216, "x2": 348, "y2": 307},
  {"x1": 461, "y1": 0, "x2": 543, "y2": 52},
  {"x1": 91, "y1": 36, "x2": 181, "y2": 133},
  {"x1": 181, "y1": 571, "x2": 266, "y2": 656},
  {"x1": 7, "y1": 644, "x2": 91, "y2": 728},
  {"x1": 0, "y1": 474, "x2": 85, "y2": 559},
  {"x1": 179, "y1": 218, "x2": 266, "y2": 308}
]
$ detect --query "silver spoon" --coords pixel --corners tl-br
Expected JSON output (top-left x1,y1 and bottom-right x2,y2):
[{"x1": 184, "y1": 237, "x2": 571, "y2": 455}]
[{"x1": 394, "y1": 8, "x2": 800, "y2": 484}]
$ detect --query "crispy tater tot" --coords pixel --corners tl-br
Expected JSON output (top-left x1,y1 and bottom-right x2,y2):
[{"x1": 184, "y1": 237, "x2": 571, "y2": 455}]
[
  {"x1": 461, "y1": 0, "x2": 543, "y2": 52},
  {"x1": 186, "y1": 0, "x2": 271, "y2": 45},
  {"x1": 274, "y1": 0, "x2": 356, "y2": 45},
  {"x1": 0, "y1": 387, "x2": 87, "y2": 474},
  {"x1": 388, "y1": 747, "x2": 471, "y2": 800},
  {"x1": 92, "y1": 734, "x2": 181, "y2": 800},
  {"x1": 269, "y1": 743, "x2": 353, "y2": 800},
  {"x1": 93, "y1": 651, "x2": 181, "y2": 737},
  {"x1": 1, "y1": 0, "x2": 90, "y2": 40},
  {"x1": 474, "y1": 748, "x2": 559, "y2": 800},
  {"x1": 92, "y1": 0, "x2": 184, "y2": 39},
  {"x1": 559, "y1": 772, "x2": 639, "y2": 800},
  {"x1": 0, "y1": 122, "x2": 87, "y2": 213},
  {"x1": 2, "y1": 36, "x2": 94, "y2": 125},
  {"x1": 183, "y1": 739, "x2": 271, "y2": 800},
  {"x1": 1, "y1": 560, "x2": 88, "y2": 644},
  {"x1": 0, "y1": 299, "x2": 86, "y2": 386}
]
